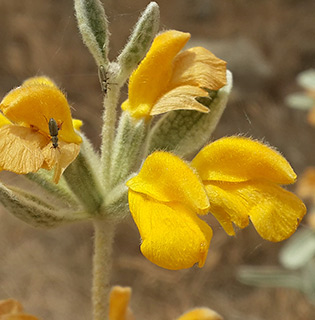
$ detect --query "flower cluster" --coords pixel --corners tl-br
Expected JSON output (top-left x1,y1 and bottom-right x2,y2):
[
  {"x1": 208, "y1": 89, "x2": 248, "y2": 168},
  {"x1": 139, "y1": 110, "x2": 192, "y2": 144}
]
[
  {"x1": 0, "y1": 27, "x2": 306, "y2": 270},
  {"x1": 0, "y1": 1, "x2": 307, "y2": 318}
]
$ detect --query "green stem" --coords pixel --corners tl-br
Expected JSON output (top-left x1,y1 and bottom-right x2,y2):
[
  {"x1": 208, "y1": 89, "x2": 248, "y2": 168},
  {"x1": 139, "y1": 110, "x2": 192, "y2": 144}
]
[
  {"x1": 92, "y1": 219, "x2": 116, "y2": 320},
  {"x1": 101, "y1": 85, "x2": 120, "y2": 192}
]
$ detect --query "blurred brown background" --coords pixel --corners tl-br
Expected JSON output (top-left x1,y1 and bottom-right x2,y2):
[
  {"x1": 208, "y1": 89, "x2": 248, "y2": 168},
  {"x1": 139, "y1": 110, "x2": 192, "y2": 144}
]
[{"x1": 0, "y1": 0, "x2": 314, "y2": 319}]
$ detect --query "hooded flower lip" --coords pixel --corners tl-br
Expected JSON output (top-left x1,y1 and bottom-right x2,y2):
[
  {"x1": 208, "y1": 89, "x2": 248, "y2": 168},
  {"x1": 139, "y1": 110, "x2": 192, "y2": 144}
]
[
  {"x1": 191, "y1": 136, "x2": 307, "y2": 241},
  {"x1": 0, "y1": 76, "x2": 82, "y2": 183},
  {"x1": 121, "y1": 30, "x2": 227, "y2": 119},
  {"x1": 127, "y1": 151, "x2": 212, "y2": 270},
  {"x1": 191, "y1": 136, "x2": 297, "y2": 184}
]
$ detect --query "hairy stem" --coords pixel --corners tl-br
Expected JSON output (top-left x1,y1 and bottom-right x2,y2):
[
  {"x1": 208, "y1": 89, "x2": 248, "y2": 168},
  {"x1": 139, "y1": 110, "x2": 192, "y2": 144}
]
[
  {"x1": 101, "y1": 84, "x2": 120, "y2": 192},
  {"x1": 92, "y1": 219, "x2": 116, "y2": 320}
]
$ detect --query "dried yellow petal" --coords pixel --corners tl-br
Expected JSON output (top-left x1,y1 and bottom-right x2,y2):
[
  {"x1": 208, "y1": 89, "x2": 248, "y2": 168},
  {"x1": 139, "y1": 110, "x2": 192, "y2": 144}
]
[
  {"x1": 42, "y1": 141, "x2": 80, "y2": 183},
  {"x1": 0, "y1": 126, "x2": 47, "y2": 173},
  {"x1": 150, "y1": 85, "x2": 209, "y2": 115},
  {"x1": 170, "y1": 47, "x2": 227, "y2": 90}
]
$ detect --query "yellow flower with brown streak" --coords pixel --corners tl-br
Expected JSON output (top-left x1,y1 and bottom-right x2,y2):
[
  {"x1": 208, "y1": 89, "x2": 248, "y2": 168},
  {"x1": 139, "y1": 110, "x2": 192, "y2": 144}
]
[
  {"x1": 0, "y1": 76, "x2": 82, "y2": 183},
  {"x1": 127, "y1": 136, "x2": 306, "y2": 270},
  {"x1": 121, "y1": 30, "x2": 227, "y2": 119}
]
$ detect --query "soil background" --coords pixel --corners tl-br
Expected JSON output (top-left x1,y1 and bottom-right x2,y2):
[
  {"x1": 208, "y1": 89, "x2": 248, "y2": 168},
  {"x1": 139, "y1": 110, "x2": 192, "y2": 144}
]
[{"x1": 0, "y1": 1, "x2": 315, "y2": 319}]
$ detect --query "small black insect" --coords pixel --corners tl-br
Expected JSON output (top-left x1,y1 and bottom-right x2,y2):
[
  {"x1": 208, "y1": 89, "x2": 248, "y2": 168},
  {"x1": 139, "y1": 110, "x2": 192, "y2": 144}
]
[
  {"x1": 48, "y1": 118, "x2": 62, "y2": 148},
  {"x1": 98, "y1": 65, "x2": 110, "y2": 95}
]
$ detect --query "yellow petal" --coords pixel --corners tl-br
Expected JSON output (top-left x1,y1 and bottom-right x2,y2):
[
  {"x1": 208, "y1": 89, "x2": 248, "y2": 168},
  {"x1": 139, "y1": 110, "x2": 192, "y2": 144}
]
[
  {"x1": 0, "y1": 299, "x2": 23, "y2": 315},
  {"x1": 72, "y1": 118, "x2": 83, "y2": 131},
  {"x1": 41, "y1": 141, "x2": 81, "y2": 183},
  {"x1": 204, "y1": 202, "x2": 236, "y2": 236},
  {"x1": 177, "y1": 307, "x2": 223, "y2": 320},
  {"x1": 22, "y1": 76, "x2": 57, "y2": 87},
  {"x1": 192, "y1": 136, "x2": 297, "y2": 184},
  {"x1": 1, "y1": 76, "x2": 57, "y2": 113},
  {"x1": 150, "y1": 85, "x2": 209, "y2": 115},
  {"x1": 1, "y1": 315, "x2": 40, "y2": 320},
  {"x1": 0, "y1": 126, "x2": 47, "y2": 173},
  {"x1": 243, "y1": 182, "x2": 306, "y2": 242},
  {"x1": 0, "y1": 299, "x2": 39, "y2": 320},
  {"x1": 204, "y1": 181, "x2": 250, "y2": 232},
  {"x1": 122, "y1": 30, "x2": 191, "y2": 118},
  {"x1": 0, "y1": 113, "x2": 12, "y2": 127},
  {"x1": 109, "y1": 286, "x2": 134, "y2": 320},
  {"x1": 205, "y1": 180, "x2": 306, "y2": 241},
  {"x1": 129, "y1": 190, "x2": 212, "y2": 270},
  {"x1": 170, "y1": 47, "x2": 227, "y2": 90},
  {"x1": 1, "y1": 82, "x2": 82, "y2": 144},
  {"x1": 127, "y1": 151, "x2": 209, "y2": 214}
]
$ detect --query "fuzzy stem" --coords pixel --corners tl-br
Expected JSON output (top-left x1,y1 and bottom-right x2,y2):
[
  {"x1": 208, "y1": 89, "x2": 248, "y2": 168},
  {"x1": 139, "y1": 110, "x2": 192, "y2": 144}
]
[
  {"x1": 101, "y1": 85, "x2": 120, "y2": 191},
  {"x1": 92, "y1": 219, "x2": 116, "y2": 320}
]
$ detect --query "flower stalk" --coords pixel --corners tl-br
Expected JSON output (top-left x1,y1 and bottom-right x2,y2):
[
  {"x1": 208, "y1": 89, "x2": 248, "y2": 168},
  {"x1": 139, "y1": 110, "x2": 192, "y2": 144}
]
[
  {"x1": 101, "y1": 81, "x2": 120, "y2": 192},
  {"x1": 92, "y1": 219, "x2": 116, "y2": 320}
]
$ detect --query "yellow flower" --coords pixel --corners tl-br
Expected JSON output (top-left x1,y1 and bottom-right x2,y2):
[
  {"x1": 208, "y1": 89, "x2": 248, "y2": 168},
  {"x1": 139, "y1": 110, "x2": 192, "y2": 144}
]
[
  {"x1": 108, "y1": 286, "x2": 223, "y2": 320},
  {"x1": 109, "y1": 286, "x2": 134, "y2": 320},
  {"x1": 0, "y1": 76, "x2": 82, "y2": 183},
  {"x1": 121, "y1": 30, "x2": 227, "y2": 119},
  {"x1": 177, "y1": 307, "x2": 223, "y2": 320},
  {"x1": 0, "y1": 298, "x2": 39, "y2": 320},
  {"x1": 127, "y1": 136, "x2": 306, "y2": 270}
]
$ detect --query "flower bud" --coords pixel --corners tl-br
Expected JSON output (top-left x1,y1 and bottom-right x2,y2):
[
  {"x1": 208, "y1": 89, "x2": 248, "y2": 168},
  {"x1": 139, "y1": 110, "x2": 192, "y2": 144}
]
[
  {"x1": 74, "y1": 0, "x2": 109, "y2": 67},
  {"x1": 116, "y1": 2, "x2": 160, "y2": 84}
]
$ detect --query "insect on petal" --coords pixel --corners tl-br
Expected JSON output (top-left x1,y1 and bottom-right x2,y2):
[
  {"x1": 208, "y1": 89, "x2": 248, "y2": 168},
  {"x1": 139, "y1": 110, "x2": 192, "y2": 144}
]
[{"x1": 0, "y1": 77, "x2": 82, "y2": 144}]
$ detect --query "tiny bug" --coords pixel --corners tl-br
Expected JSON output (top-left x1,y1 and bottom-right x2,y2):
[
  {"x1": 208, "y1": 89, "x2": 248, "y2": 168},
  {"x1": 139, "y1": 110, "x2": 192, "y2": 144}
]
[
  {"x1": 48, "y1": 118, "x2": 62, "y2": 148},
  {"x1": 98, "y1": 65, "x2": 110, "y2": 95}
]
